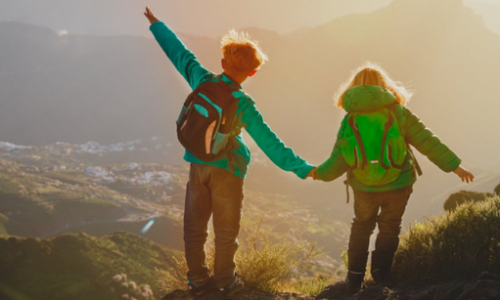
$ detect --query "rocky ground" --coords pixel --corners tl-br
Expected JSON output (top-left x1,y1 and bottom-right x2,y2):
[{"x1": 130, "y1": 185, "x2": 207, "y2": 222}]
[
  {"x1": 161, "y1": 272, "x2": 500, "y2": 300},
  {"x1": 162, "y1": 289, "x2": 315, "y2": 300}
]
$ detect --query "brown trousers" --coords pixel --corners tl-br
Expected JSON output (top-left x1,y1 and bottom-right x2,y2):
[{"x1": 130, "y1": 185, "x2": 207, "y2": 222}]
[{"x1": 184, "y1": 163, "x2": 244, "y2": 288}]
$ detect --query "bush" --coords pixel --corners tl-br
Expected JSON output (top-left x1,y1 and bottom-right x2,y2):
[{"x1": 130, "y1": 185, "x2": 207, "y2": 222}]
[
  {"x1": 443, "y1": 190, "x2": 493, "y2": 212},
  {"x1": 394, "y1": 196, "x2": 500, "y2": 283},
  {"x1": 494, "y1": 183, "x2": 500, "y2": 196},
  {"x1": 157, "y1": 224, "x2": 324, "y2": 294}
]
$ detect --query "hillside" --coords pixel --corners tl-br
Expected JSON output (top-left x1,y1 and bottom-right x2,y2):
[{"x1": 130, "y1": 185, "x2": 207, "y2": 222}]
[
  {"x1": 3, "y1": 197, "x2": 500, "y2": 300},
  {"x1": 0, "y1": 141, "x2": 350, "y2": 265},
  {"x1": 0, "y1": 232, "x2": 183, "y2": 300},
  {"x1": 0, "y1": 141, "x2": 186, "y2": 250}
]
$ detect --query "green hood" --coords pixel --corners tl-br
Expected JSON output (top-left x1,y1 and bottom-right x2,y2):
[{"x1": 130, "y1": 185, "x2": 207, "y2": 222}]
[{"x1": 343, "y1": 85, "x2": 396, "y2": 112}]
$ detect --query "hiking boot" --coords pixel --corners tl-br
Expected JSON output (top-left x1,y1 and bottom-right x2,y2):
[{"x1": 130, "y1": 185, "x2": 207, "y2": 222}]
[
  {"x1": 345, "y1": 249, "x2": 368, "y2": 293},
  {"x1": 371, "y1": 250, "x2": 396, "y2": 288},
  {"x1": 188, "y1": 278, "x2": 220, "y2": 300},
  {"x1": 371, "y1": 269, "x2": 396, "y2": 289},
  {"x1": 346, "y1": 271, "x2": 365, "y2": 293},
  {"x1": 221, "y1": 275, "x2": 244, "y2": 298}
]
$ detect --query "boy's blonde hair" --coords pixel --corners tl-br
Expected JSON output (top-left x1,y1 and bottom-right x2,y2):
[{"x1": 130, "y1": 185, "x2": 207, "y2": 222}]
[
  {"x1": 335, "y1": 62, "x2": 413, "y2": 108},
  {"x1": 221, "y1": 29, "x2": 268, "y2": 73}
]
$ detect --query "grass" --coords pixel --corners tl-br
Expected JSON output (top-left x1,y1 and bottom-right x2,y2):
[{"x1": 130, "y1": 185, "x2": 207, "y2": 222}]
[
  {"x1": 45, "y1": 171, "x2": 89, "y2": 185},
  {"x1": 0, "y1": 167, "x2": 131, "y2": 236},
  {"x1": 394, "y1": 195, "x2": 500, "y2": 283},
  {"x1": 236, "y1": 227, "x2": 323, "y2": 293},
  {"x1": 158, "y1": 222, "x2": 328, "y2": 295}
]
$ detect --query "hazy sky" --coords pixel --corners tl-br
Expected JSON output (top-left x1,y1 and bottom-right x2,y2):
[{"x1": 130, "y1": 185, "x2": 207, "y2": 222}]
[
  {"x1": 0, "y1": 0, "x2": 498, "y2": 37},
  {"x1": 146, "y1": 0, "x2": 394, "y2": 36},
  {"x1": 0, "y1": 0, "x2": 392, "y2": 36}
]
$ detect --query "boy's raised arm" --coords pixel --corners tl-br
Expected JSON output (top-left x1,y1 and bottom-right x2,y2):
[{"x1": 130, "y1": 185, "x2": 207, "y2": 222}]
[
  {"x1": 240, "y1": 99, "x2": 314, "y2": 179},
  {"x1": 144, "y1": 7, "x2": 211, "y2": 90}
]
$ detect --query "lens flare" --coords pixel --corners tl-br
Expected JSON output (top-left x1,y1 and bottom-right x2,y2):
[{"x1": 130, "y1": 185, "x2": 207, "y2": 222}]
[{"x1": 141, "y1": 219, "x2": 156, "y2": 234}]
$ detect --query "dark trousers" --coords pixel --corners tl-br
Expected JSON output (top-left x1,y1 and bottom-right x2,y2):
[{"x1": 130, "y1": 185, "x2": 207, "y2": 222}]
[
  {"x1": 347, "y1": 186, "x2": 413, "y2": 273},
  {"x1": 184, "y1": 163, "x2": 244, "y2": 288}
]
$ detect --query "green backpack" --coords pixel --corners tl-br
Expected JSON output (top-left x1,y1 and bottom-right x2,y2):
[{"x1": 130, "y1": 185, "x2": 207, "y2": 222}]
[{"x1": 341, "y1": 106, "x2": 407, "y2": 186}]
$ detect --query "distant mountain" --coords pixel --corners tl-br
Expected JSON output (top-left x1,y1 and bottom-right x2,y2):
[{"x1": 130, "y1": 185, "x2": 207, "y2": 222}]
[
  {"x1": 464, "y1": 1, "x2": 500, "y2": 36},
  {"x1": 2, "y1": 0, "x2": 500, "y2": 166},
  {"x1": 251, "y1": 0, "x2": 500, "y2": 167},
  {"x1": 0, "y1": 21, "x2": 193, "y2": 146}
]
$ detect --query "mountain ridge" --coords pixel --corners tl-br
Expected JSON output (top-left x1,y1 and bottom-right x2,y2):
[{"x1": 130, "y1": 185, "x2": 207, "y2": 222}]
[{"x1": 1, "y1": 0, "x2": 499, "y2": 166}]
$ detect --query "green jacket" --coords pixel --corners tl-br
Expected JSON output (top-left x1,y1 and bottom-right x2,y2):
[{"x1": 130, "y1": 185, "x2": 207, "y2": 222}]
[
  {"x1": 316, "y1": 85, "x2": 462, "y2": 192},
  {"x1": 150, "y1": 21, "x2": 314, "y2": 179}
]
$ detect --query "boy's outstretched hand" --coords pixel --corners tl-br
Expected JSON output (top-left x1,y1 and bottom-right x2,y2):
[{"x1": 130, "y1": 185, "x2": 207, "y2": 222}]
[
  {"x1": 144, "y1": 7, "x2": 159, "y2": 24},
  {"x1": 307, "y1": 167, "x2": 319, "y2": 181},
  {"x1": 453, "y1": 165, "x2": 474, "y2": 183}
]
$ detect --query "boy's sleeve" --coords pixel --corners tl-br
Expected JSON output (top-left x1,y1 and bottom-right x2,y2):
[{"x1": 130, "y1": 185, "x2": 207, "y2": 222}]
[
  {"x1": 403, "y1": 106, "x2": 461, "y2": 172},
  {"x1": 150, "y1": 21, "x2": 212, "y2": 89},
  {"x1": 316, "y1": 117, "x2": 350, "y2": 181},
  {"x1": 240, "y1": 97, "x2": 314, "y2": 179}
]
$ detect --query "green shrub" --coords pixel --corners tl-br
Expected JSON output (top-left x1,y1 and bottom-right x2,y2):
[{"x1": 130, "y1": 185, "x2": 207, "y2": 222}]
[
  {"x1": 394, "y1": 196, "x2": 500, "y2": 283},
  {"x1": 494, "y1": 183, "x2": 500, "y2": 196},
  {"x1": 443, "y1": 190, "x2": 493, "y2": 212}
]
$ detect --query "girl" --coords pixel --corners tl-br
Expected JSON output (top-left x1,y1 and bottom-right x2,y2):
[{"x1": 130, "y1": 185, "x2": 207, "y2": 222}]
[{"x1": 314, "y1": 63, "x2": 474, "y2": 293}]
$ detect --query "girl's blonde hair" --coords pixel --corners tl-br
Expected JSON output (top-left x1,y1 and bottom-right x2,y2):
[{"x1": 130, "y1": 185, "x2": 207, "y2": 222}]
[
  {"x1": 335, "y1": 62, "x2": 412, "y2": 108},
  {"x1": 221, "y1": 29, "x2": 268, "y2": 73}
]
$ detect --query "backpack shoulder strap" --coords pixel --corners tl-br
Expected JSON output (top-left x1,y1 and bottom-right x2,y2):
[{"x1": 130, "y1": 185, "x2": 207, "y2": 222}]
[
  {"x1": 346, "y1": 113, "x2": 368, "y2": 170},
  {"x1": 379, "y1": 112, "x2": 395, "y2": 170},
  {"x1": 407, "y1": 146, "x2": 423, "y2": 176},
  {"x1": 385, "y1": 103, "x2": 423, "y2": 176}
]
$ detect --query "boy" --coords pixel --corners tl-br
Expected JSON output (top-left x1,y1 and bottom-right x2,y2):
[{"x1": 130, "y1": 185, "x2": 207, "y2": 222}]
[{"x1": 144, "y1": 7, "x2": 315, "y2": 299}]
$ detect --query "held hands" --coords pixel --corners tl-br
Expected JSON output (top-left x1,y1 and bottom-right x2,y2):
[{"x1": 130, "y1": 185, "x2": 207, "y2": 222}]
[
  {"x1": 306, "y1": 167, "x2": 319, "y2": 181},
  {"x1": 453, "y1": 165, "x2": 474, "y2": 183},
  {"x1": 144, "y1": 7, "x2": 160, "y2": 24},
  {"x1": 308, "y1": 165, "x2": 475, "y2": 183}
]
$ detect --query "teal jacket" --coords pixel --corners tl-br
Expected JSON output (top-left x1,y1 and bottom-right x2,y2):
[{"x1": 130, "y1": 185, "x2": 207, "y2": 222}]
[
  {"x1": 150, "y1": 22, "x2": 314, "y2": 179},
  {"x1": 316, "y1": 85, "x2": 462, "y2": 192}
]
